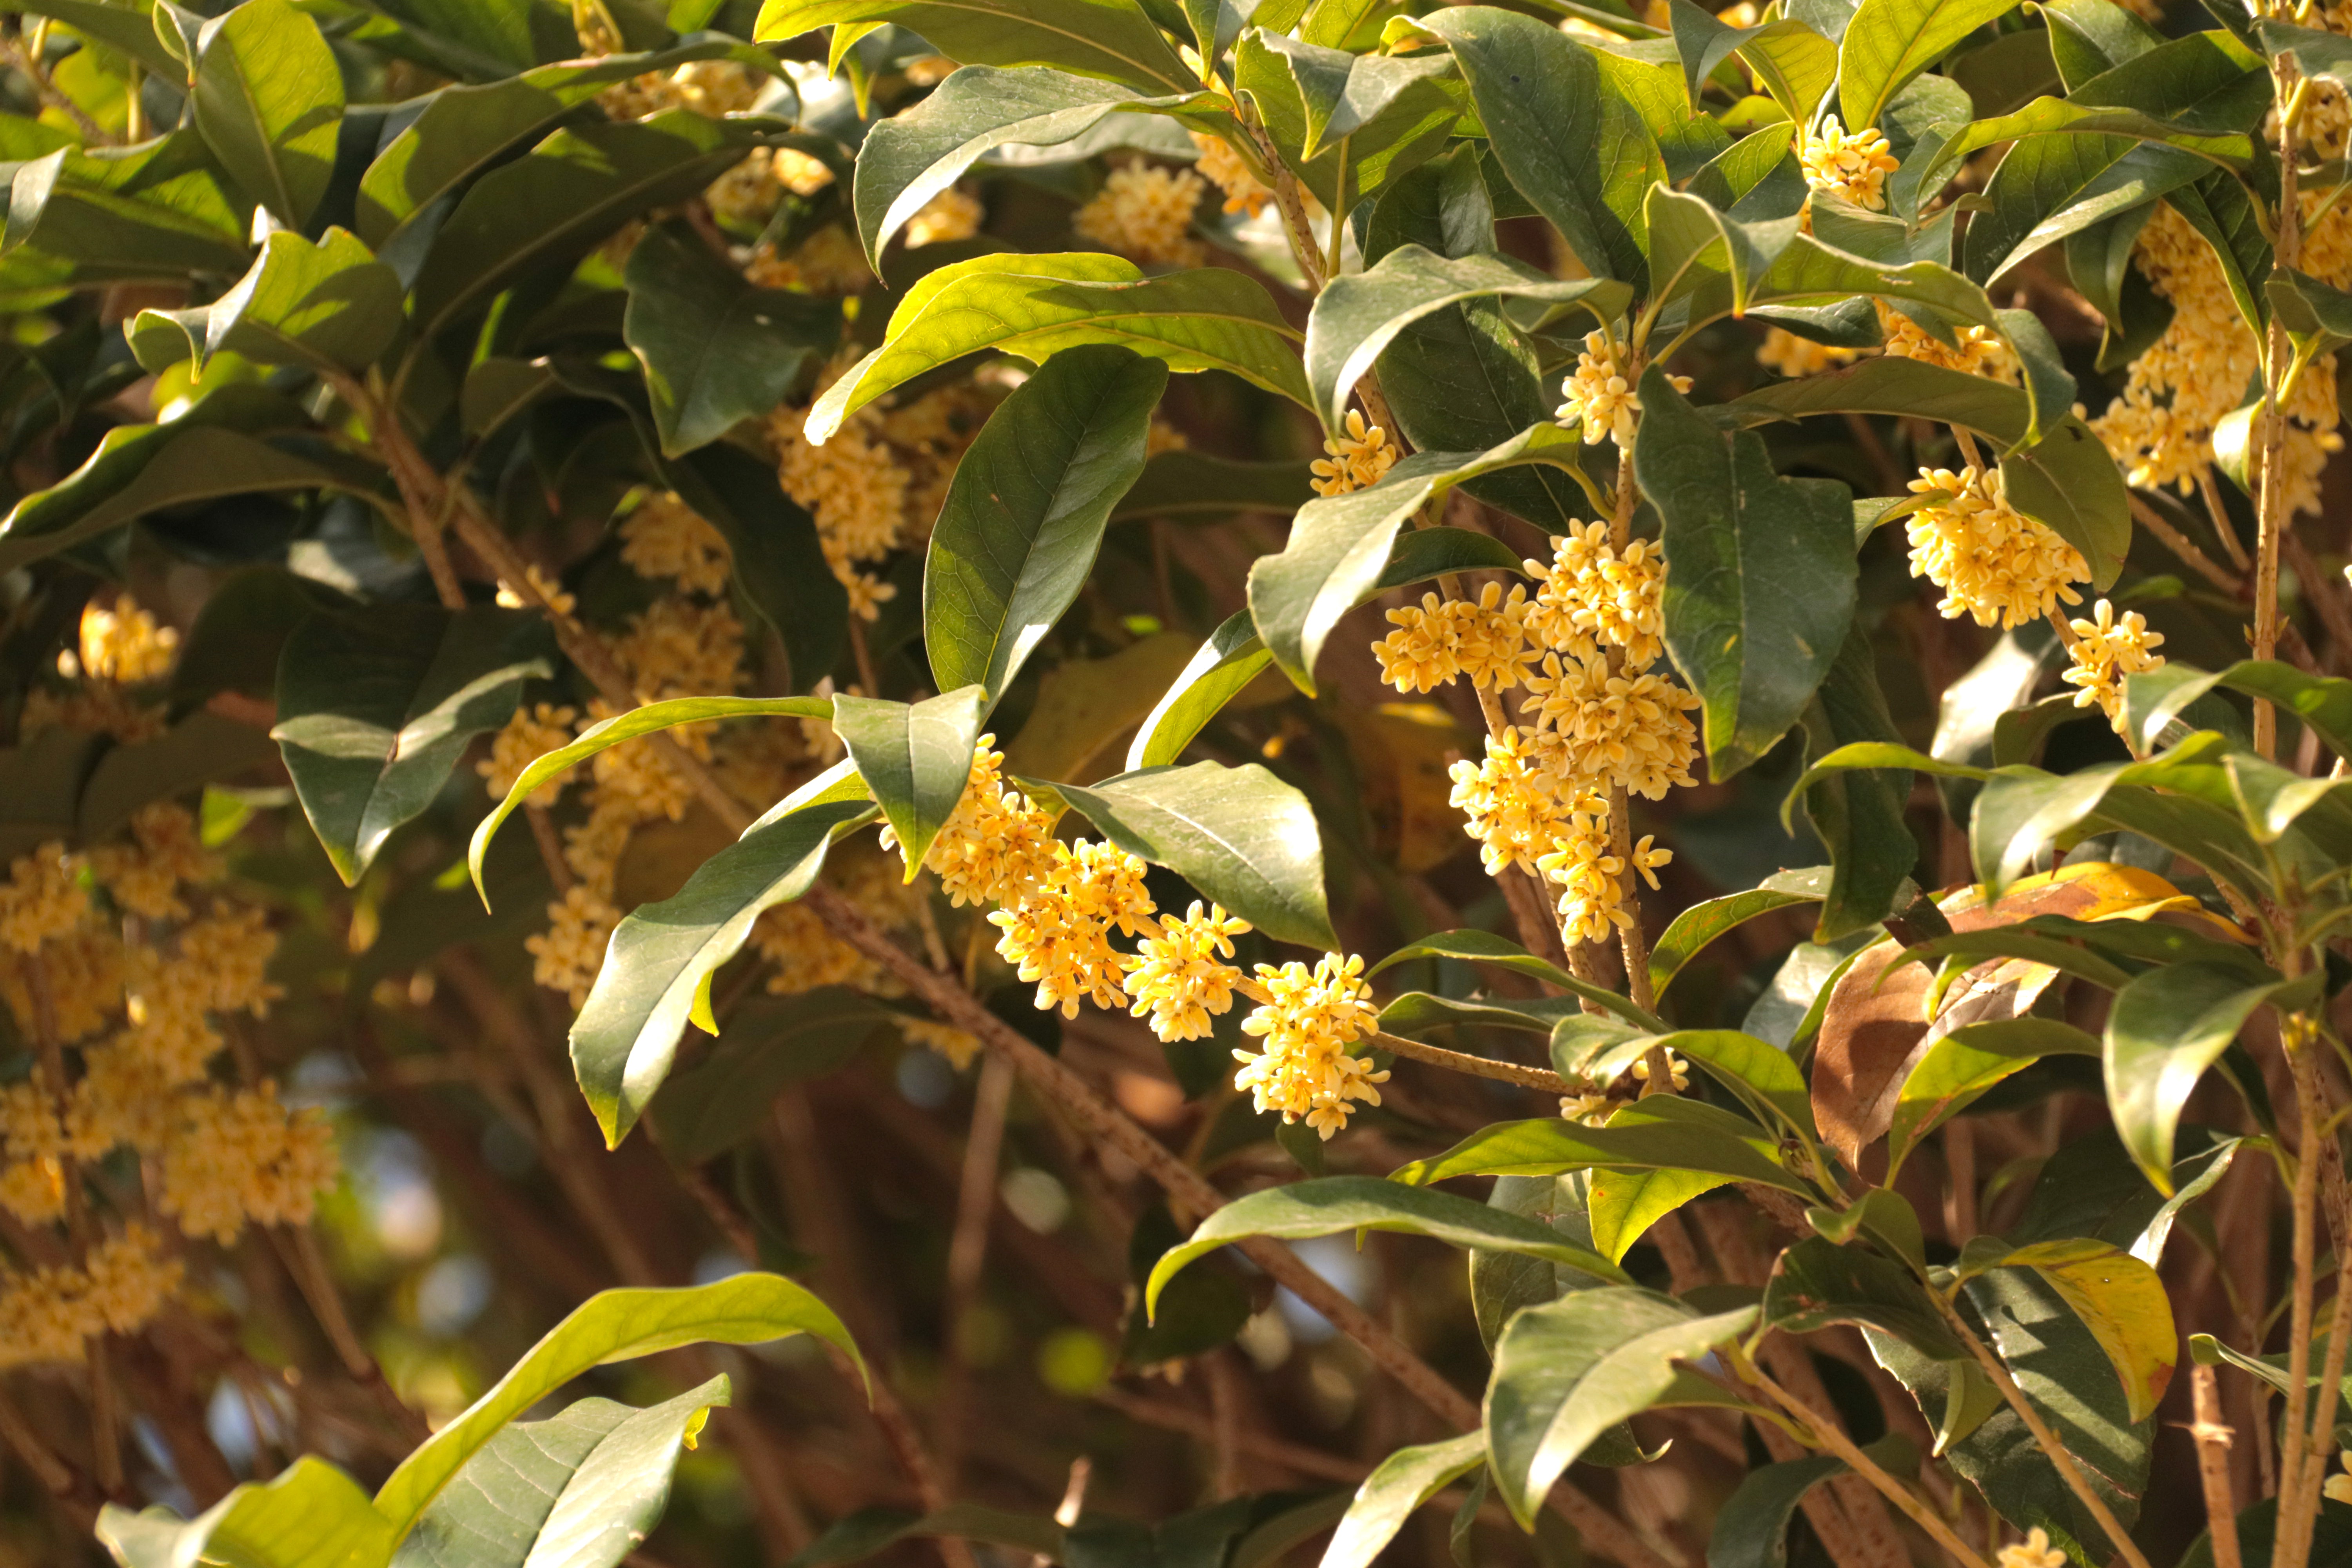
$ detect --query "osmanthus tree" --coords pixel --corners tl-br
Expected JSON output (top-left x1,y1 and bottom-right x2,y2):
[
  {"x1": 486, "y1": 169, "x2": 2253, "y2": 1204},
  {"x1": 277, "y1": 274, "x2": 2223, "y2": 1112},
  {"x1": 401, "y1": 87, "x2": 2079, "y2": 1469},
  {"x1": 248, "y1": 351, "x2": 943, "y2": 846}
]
[{"x1": 0, "y1": 0, "x2": 2350, "y2": 1563}]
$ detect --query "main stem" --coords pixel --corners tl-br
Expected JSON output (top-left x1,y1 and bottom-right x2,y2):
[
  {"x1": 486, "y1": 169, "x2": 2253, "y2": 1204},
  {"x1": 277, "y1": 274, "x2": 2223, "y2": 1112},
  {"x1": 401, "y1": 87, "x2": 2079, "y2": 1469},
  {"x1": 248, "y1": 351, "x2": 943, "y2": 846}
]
[{"x1": 2253, "y1": 57, "x2": 2303, "y2": 759}]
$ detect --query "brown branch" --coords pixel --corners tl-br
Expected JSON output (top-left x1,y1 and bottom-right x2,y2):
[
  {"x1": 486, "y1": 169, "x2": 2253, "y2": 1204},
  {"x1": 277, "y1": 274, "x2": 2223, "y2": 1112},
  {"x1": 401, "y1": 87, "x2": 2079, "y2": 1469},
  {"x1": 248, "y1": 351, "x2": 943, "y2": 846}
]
[
  {"x1": 1744, "y1": 1366, "x2": 1993, "y2": 1568},
  {"x1": 934, "y1": 1054, "x2": 1013, "y2": 1492},
  {"x1": 2129, "y1": 492, "x2": 2244, "y2": 596},
  {"x1": 2192, "y1": 1365, "x2": 2243, "y2": 1568},
  {"x1": 1374, "y1": 1030, "x2": 1571, "y2": 1094}
]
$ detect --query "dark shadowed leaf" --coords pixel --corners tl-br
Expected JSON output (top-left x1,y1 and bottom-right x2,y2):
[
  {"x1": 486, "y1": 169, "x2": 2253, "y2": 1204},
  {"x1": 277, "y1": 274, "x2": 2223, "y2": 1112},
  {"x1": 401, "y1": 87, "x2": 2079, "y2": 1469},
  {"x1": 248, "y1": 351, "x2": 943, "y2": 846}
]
[{"x1": 753, "y1": 0, "x2": 1194, "y2": 93}]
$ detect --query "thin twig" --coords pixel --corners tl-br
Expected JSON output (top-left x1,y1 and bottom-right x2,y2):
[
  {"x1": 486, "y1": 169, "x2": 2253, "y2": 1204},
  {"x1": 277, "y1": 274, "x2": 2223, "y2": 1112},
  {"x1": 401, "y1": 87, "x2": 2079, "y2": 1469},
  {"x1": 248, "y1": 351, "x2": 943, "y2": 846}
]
[
  {"x1": 2130, "y1": 492, "x2": 2243, "y2": 595},
  {"x1": 1372, "y1": 1030, "x2": 1571, "y2": 1094},
  {"x1": 2192, "y1": 1365, "x2": 2244, "y2": 1568},
  {"x1": 934, "y1": 1054, "x2": 1013, "y2": 1491},
  {"x1": 1743, "y1": 1365, "x2": 1994, "y2": 1568},
  {"x1": 2199, "y1": 466, "x2": 2255, "y2": 573}
]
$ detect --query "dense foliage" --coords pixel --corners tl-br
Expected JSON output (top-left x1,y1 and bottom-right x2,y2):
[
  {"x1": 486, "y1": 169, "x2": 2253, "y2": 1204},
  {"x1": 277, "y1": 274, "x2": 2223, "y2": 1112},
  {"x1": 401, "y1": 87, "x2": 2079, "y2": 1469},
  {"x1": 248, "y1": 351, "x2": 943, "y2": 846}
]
[{"x1": 0, "y1": 0, "x2": 2347, "y2": 1565}]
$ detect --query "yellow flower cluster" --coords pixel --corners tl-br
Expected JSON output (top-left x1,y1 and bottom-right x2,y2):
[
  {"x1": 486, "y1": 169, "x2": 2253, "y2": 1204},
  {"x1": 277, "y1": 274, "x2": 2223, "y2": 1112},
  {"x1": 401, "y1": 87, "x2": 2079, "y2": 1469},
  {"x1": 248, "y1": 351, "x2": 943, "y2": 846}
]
[
  {"x1": 906, "y1": 187, "x2": 985, "y2": 248},
  {"x1": 1557, "y1": 332, "x2": 1691, "y2": 449},
  {"x1": 1233, "y1": 954, "x2": 1389, "y2": 1138},
  {"x1": 1449, "y1": 730, "x2": 1599, "y2": 877},
  {"x1": 744, "y1": 228, "x2": 873, "y2": 296},
  {"x1": 1526, "y1": 521, "x2": 1666, "y2": 668},
  {"x1": 1534, "y1": 796, "x2": 1674, "y2": 942},
  {"x1": 1878, "y1": 303, "x2": 2015, "y2": 382},
  {"x1": 1127, "y1": 902, "x2": 1250, "y2": 1042},
  {"x1": 990, "y1": 840, "x2": 1157, "y2": 1018},
  {"x1": 27, "y1": 592, "x2": 177, "y2": 742},
  {"x1": 1757, "y1": 328, "x2": 1861, "y2": 379},
  {"x1": 482, "y1": 702, "x2": 580, "y2": 802},
  {"x1": 0, "y1": 842, "x2": 88, "y2": 953},
  {"x1": 2062, "y1": 599, "x2": 2166, "y2": 732},
  {"x1": 884, "y1": 736, "x2": 1060, "y2": 909},
  {"x1": 159, "y1": 1083, "x2": 339, "y2": 1244},
  {"x1": 753, "y1": 842, "x2": 912, "y2": 998},
  {"x1": 1073, "y1": 162, "x2": 1207, "y2": 268},
  {"x1": 1189, "y1": 131, "x2": 1272, "y2": 218},
  {"x1": 1904, "y1": 466, "x2": 2087, "y2": 628},
  {"x1": 76, "y1": 593, "x2": 178, "y2": 682},
  {"x1": 1312, "y1": 410, "x2": 1399, "y2": 496},
  {"x1": 1520, "y1": 653, "x2": 1702, "y2": 801},
  {"x1": 1798, "y1": 117, "x2": 1898, "y2": 212},
  {"x1": 0, "y1": 1225, "x2": 182, "y2": 1372},
  {"x1": 620, "y1": 490, "x2": 733, "y2": 594},
  {"x1": 2092, "y1": 200, "x2": 2344, "y2": 512},
  {"x1": 1372, "y1": 584, "x2": 1537, "y2": 693}
]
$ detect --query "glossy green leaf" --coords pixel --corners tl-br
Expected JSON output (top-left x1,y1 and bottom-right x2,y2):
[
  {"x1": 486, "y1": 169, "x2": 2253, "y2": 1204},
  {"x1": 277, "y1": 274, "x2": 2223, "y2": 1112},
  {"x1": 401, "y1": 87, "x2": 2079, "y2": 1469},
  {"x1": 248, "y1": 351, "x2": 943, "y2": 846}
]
[
  {"x1": 1419, "y1": 9, "x2": 1664, "y2": 287},
  {"x1": 753, "y1": 0, "x2": 1194, "y2": 93},
  {"x1": 1321, "y1": 1434, "x2": 1486, "y2": 1568},
  {"x1": 2011, "y1": 1127, "x2": 2245, "y2": 1265},
  {"x1": 1648, "y1": 867, "x2": 1829, "y2": 1000},
  {"x1": 98, "y1": 1457, "x2": 392, "y2": 1568},
  {"x1": 1379, "y1": 991, "x2": 1580, "y2": 1037},
  {"x1": 808, "y1": 253, "x2": 1309, "y2": 443},
  {"x1": 1305, "y1": 245, "x2": 1627, "y2": 430},
  {"x1": 1586, "y1": 1167, "x2": 1735, "y2": 1263},
  {"x1": 1234, "y1": 29, "x2": 1463, "y2": 218},
  {"x1": 1125, "y1": 611, "x2": 1272, "y2": 772},
  {"x1": 1147, "y1": 1176, "x2": 1628, "y2": 1319},
  {"x1": 623, "y1": 221, "x2": 841, "y2": 456},
  {"x1": 1799, "y1": 624, "x2": 1922, "y2": 940},
  {"x1": 1807, "y1": 1186, "x2": 1927, "y2": 1269},
  {"x1": 1050, "y1": 760, "x2": 1336, "y2": 948},
  {"x1": 469, "y1": 699, "x2": 839, "y2": 903},
  {"x1": 395, "y1": 1377, "x2": 730, "y2": 1568},
  {"x1": 1706, "y1": 1454, "x2": 1849, "y2": 1568},
  {"x1": 926, "y1": 345, "x2": 1166, "y2": 699},
  {"x1": 667, "y1": 443, "x2": 849, "y2": 696},
  {"x1": 2, "y1": 134, "x2": 250, "y2": 283},
  {"x1": 2106, "y1": 961, "x2": 2311, "y2": 1195},
  {"x1": 1573, "y1": 1029, "x2": 1816, "y2": 1139},
  {"x1": 1368, "y1": 928, "x2": 1668, "y2": 1031},
  {"x1": 852, "y1": 65, "x2": 1185, "y2": 262},
  {"x1": 2042, "y1": 0, "x2": 2161, "y2": 86},
  {"x1": 1924, "y1": 97, "x2": 2257, "y2": 245},
  {"x1": 1764, "y1": 1236, "x2": 1960, "y2": 1360},
  {"x1": 2122, "y1": 657, "x2": 2352, "y2": 760},
  {"x1": 271, "y1": 605, "x2": 554, "y2": 886},
  {"x1": 1669, "y1": 0, "x2": 1837, "y2": 121},
  {"x1": 1635, "y1": 367, "x2": 1853, "y2": 781},
  {"x1": 572, "y1": 798, "x2": 875, "y2": 1145},
  {"x1": 1838, "y1": 0, "x2": 2024, "y2": 130},
  {"x1": 13, "y1": 0, "x2": 184, "y2": 76},
  {"x1": 1484, "y1": 1288, "x2": 1758, "y2": 1527},
  {"x1": 2256, "y1": 16, "x2": 2352, "y2": 89},
  {"x1": 1950, "y1": 1236, "x2": 2177, "y2": 1422},
  {"x1": 191, "y1": 0, "x2": 344, "y2": 226},
  {"x1": 1887, "y1": 1018, "x2": 2102, "y2": 1177},
  {"x1": 832, "y1": 687, "x2": 988, "y2": 879},
  {"x1": 1393, "y1": 1096, "x2": 1812, "y2": 1194},
  {"x1": 354, "y1": 42, "x2": 789, "y2": 249},
  {"x1": 1730, "y1": 356, "x2": 2129, "y2": 585},
  {"x1": 411, "y1": 111, "x2": 777, "y2": 343},
  {"x1": 0, "y1": 392, "x2": 344, "y2": 575},
  {"x1": 1246, "y1": 423, "x2": 1583, "y2": 695},
  {"x1": 127, "y1": 228, "x2": 403, "y2": 377},
  {"x1": 375, "y1": 1274, "x2": 861, "y2": 1536}
]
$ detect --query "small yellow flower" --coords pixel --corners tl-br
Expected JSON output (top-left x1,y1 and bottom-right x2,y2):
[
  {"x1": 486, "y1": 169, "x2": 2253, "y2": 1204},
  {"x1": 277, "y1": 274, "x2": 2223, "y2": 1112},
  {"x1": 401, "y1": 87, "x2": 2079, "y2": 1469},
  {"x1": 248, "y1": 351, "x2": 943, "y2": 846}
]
[
  {"x1": 1557, "y1": 331, "x2": 1640, "y2": 448},
  {"x1": 1189, "y1": 131, "x2": 1272, "y2": 218},
  {"x1": 1127, "y1": 902, "x2": 1251, "y2": 1042},
  {"x1": 989, "y1": 840, "x2": 1157, "y2": 1018},
  {"x1": 1449, "y1": 729, "x2": 1596, "y2": 878},
  {"x1": 1994, "y1": 1527, "x2": 2067, "y2": 1568},
  {"x1": 481, "y1": 702, "x2": 579, "y2": 801},
  {"x1": 1798, "y1": 117, "x2": 1898, "y2": 212},
  {"x1": 1903, "y1": 466, "x2": 2087, "y2": 630},
  {"x1": 0, "y1": 844, "x2": 88, "y2": 955},
  {"x1": 1631, "y1": 1046, "x2": 1688, "y2": 1093},
  {"x1": 885, "y1": 737, "x2": 1062, "y2": 909},
  {"x1": 1877, "y1": 302, "x2": 2015, "y2": 381},
  {"x1": 906, "y1": 186, "x2": 985, "y2": 248},
  {"x1": 1234, "y1": 953, "x2": 1389, "y2": 1138},
  {"x1": 1518, "y1": 653, "x2": 1701, "y2": 801},
  {"x1": 77, "y1": 594, "x2": 178, "y2": 683},
  {"x1": 1312, "y1": 409, "x2": 1399, "y2": 496},
  {"x1": 1073, "y1": 161, "x2": 1206, "y2": 267},
  {"x1": 1757, "y1": 328, "x2": 1861, "y2": 380},
  {"x1": 1559, "y1": 1090, "x2": 1617, "y2": 1124},
  {"x1": 2061, "y1": 599, "x2": 2166, "y2": 731},
  {"x1": 496, "y1": 563, "x2": 577, "y2": 617},
  {"x1": 1523, "y1": 521, "x2": 1666, "y2": 670},
  {"x1": 620, "y1": 492, "x2": 732, "y2": 595}
]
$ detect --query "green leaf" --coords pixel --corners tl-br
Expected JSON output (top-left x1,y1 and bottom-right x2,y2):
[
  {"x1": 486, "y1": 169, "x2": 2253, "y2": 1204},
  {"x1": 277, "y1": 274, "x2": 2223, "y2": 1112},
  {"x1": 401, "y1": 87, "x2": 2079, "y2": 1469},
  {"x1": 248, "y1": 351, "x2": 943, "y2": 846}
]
[
  {"x1": 667, "y1": 443, "x2": 849, "y2": 694},
  {"x1": 77, "y1": 712, "x2": 279, "y2": 846},
  {"x1": 1669, "y1": 1, "x2": 1837, "y2": 120},
  {"x1": 1572, "y1": 1029, "x2": 1816, "y2": 1139},
  {"x1": 1146, "y1": 1176, "x2": 1628, "y2": 1319},
  {"x1": 1949, "y1": 1236, "x2": 2177, "y2": 1422},
  {"x1": 1762, "y1": 1236, "x2": 1964, "y2": 1359},
  {"x1": 1648, "y1": 868, "x2": 1830, "y2": 1000},
  {"x1": 469, "y1": 699, "x2": 839, "y2": 903},
  {"x1": 808, "y1": 253, "x2": 1309, "y2": 443},
  {"x1": 374, "y1": 1274, "x2": 862, "y2": 1538},
  {"x1": 410, "y1": 111, "x2": 779, "y2": 344},
  {"x1": 2105, "y1": 961, "x2": 2310, "y2": 1195},
  {"x1": 2256, "y1": 16, "x2": 2352, "y2": 90},
  {"x1": 1706, "y1": 1455, "x2": 1849, "y2": 1568},
  {"x1": 1586, "y1": 1167, "x2": 1737, "y2": 1262},
  {"x1": 1730, "y1": 357, "x2": 2130, "y2": 585},
  {"x1": 1635, "y1": 367, "x2": 1853, "y2": 782},
  {"x1": 2122, "y1": 657, "x2": 2352, "y2": 761},
  {"x1": 1800, "y1": 623, "x2": 1921, "y2": 940},
  {"x1": 395, "y1": 1377, "x2": 731, "y2": 1568},
  {"x1": 1234, "y1": 30, "x2": 1462, "y2": 218},
  {"x1": 355, "y1": 42, "x2": 789, "y2": 249},
  {"x1": 13, "y1": 0, "x2": 184, "y2": 76},
  {"x1": 926, "y1": 345, "x2": 1166, "y2": 699},
  {"x1": 1927, "y1": 101, "x2": 2254, "y2": 247},
  {"x1": 1484, "y1": 1288, "x2": 1758, "y2": 1527},
  {"x1": 0, "y1": 391, "x2": 344, "y2": 575},
  {"x1": 1367, "y1": 927, "x2": 1668, "y2": 1031},
  {"x1": 1887, "y1": 1018, "x2": 2102, "y2": 1177},
  {"x1": 1392, "y1": 1096, "x2": 1813, "y2": 1194},
  {"x1": 98, "y1": 1457, "x2": 392, "y2": 1568},
  {"x1": 1110, "y1": 451, "x2": 1314, "y2": 525},
  {"x1": 127, "y1": 228, "x2": 403, "y2": 377},
  {"x1": 2042, "y1": 0, "x2": 2161, "y2": 87},
  {"x1": 1048, "y1": 760, "x2": 1335, "y2": 948},
  {"x1": 1124, "y1": 611, "x2": 1272, "y2": 772},
  {"x1": 650, "y1": 991, "x2": 891, "y2": 1161},
  {"x1": 1838, "y1": 0, "x2": 2025, "y2": 130},
  {"x1": 852, "y1": 65, "x2": 1184, "y2": 263},
  {"x1": 1247, "y1": 32, "x2": 1459, "y2": 162},
  {"x1": 1305, "y1": 245, "x2": 1628, "y2": 430},
  {"x1": 1245, "y1": 423, "x2": 1584, "y2": 695},
  {"x1": 1321, "y1": 1435, "x2": 1486, "y2": 1568},
  {"x1": 623, "y1": 221, "x2": 841, "y2": 457},
  {"x1": 191, "y1": 0, "x2": 344, "y2": 226},
  {"x1": 832, "y1": 687, "x2": 989, "y2": 878},
  {"x1": 572, "y1": 797, "x2": 874, "y2": 1144},
  {"x1": 1418, "y1": 9, "x2": 1665, "y2": 287},
  {"x1": 271, "y1": 605, "x2": 554, "y2": 886},
  {"x1": 2010, "y1": 1127, "x2": 2246, "y2": 1264},
  {"x1": 753, "y1": 0, "x2": 1194, "y2": 92},
  {"x1": 1359, "y1": 146, "x2": 1595, "y2": 532},
  {"x1": 2, "y1": 134, "x2": 249, "y2": 283}
]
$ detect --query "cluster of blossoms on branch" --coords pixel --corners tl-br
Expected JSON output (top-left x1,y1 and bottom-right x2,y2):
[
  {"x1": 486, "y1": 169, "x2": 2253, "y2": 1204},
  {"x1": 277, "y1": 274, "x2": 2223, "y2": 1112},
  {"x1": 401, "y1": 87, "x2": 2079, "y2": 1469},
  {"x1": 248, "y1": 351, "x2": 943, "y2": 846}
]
[{"x1": 0, "y1": 600, "x2": 333, "y2": 1369}]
